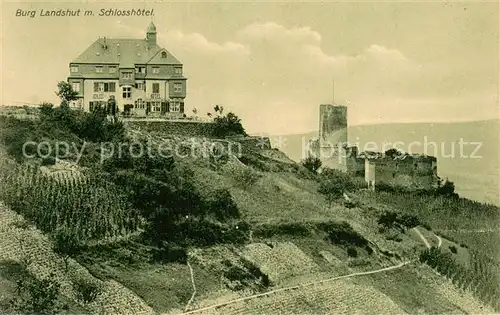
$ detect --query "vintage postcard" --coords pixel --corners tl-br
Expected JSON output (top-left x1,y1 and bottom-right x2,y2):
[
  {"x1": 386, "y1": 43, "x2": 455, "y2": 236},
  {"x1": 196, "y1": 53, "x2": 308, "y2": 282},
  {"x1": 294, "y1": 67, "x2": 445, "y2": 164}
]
[{"x1": 1, "y1": 1, "x2": 499, "y2": 314}]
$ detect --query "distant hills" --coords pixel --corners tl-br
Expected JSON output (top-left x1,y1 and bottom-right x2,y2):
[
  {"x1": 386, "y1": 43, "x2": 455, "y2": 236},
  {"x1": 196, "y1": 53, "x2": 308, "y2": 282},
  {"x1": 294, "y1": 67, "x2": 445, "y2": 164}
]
[{"x1": 271, "y1": 119, "x2": 500, "y2": 206}]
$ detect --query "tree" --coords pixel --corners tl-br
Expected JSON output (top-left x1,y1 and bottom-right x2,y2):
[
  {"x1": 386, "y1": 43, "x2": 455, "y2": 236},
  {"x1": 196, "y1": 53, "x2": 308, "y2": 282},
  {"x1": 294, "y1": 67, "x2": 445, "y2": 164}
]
[
  {"x1": 318, "y1": 178, "x2": 344, "y2": 207},
  {"x1": 51, "y1": 226, "x2": 80, "y2": 273},
  {"x1": 55, "y1": 81, "x2": 78, "y2": 107},
  {"x1": 436, "y1": 179, "x2": 456, "y2": 196},
  {"x1": 385, "y1": 148, "x2": 403, "y2": 159},
  {"x1": 209, "y1": 110, "x2": 246, "y2": 137},
  {"x1": 318, "y1": 169, "x2": 356, "y2": 206},
  {"x1": 301, "y1": 156, "x2": 322, "y2": 173}
]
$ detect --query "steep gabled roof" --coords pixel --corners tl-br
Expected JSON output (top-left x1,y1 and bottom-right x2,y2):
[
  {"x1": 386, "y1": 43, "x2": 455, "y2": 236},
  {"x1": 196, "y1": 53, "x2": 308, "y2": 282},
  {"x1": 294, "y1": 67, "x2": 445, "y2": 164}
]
[
  {"x1": 71, "y1": 38, "x2": 182, "y2": 65},
  {"x1": 147, "y1": 48, "x2": 181, "y2": 65}
]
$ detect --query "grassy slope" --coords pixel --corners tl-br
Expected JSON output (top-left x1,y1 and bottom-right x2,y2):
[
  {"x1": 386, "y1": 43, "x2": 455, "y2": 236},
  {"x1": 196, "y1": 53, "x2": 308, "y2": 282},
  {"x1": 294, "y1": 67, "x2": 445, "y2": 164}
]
[
  {"x1": 79, "y1": 141, "x2": 493, "y2": 313},
  {"x1": 0, "y1": 118, "x2": 496, "y2": 314}
]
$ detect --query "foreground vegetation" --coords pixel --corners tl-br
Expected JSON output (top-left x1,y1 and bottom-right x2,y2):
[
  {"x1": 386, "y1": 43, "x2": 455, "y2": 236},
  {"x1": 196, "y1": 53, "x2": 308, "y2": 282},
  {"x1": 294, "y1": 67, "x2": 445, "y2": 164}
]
[{"x1": 0, "y1": 84, "x2": 498, "y2": 313}]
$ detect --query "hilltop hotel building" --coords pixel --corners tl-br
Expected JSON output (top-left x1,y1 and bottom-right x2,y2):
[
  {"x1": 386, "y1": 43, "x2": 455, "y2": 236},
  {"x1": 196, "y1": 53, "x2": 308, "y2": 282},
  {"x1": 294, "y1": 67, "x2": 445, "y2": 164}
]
[{"x1": 67, "y1": 22, "x2": 186, "y2": 117}]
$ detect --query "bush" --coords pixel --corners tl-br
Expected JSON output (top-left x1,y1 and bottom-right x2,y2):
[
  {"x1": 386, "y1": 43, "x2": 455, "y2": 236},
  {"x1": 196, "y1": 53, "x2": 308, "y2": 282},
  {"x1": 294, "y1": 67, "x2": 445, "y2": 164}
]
[
  {"x1": 10, "y1": 271, "x2": 61, "y2": 315},
  {"x1": 449, "y1": 245, "x2": 458, "y2": 254},
  {"x1": 151, "y1": 243, "x2": 188, "y2": 264},
  {"x1": 317, "y1": 221, "x2": 372, "y2": 254},
  {"x1": 74, "y1": 278, "x2": 101, "y2": 304},
  {"x1": 208, "y1": 110, "x2": 246, "y2": 138},
  {"x1": 300, "y1": 156, "x2": 322, "y2": 174},
  {"x1": 205, "y1": 189, "x2": 241, "y2": 221},
  {"x1": 435, "y1": 179, "x2": 456, "y2": 196},
  {"x1": 398, "y1": 214, "x2": 421, "y2": 229},
  {"x1": 378, "y1": 211, "x2": 398, "y2": 229},
  {"x1": 253, "y1": 222, "x2": 313, "y2": 238},
  {"x1": 377, "y1": 211, "x2": 420, "y2": 230},
  {"x1": 347, "y1": 246, "x2": 358, "y2": 258},
  {"x1": 318, "y1": 169, "x2": 356, "y2": 206}
]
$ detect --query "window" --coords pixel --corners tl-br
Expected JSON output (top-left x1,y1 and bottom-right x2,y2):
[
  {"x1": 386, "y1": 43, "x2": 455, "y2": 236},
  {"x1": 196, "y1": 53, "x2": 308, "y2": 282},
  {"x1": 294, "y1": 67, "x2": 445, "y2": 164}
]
[
  {"x1": 109, "y1": 66, "x2": 117, "y2": 73},
  {"x1": 97, "y1": 82, "x2": 105, "y2": 92},
  {"x1": 122, "y1": 72, "x2": 133, "y2": 79},
  {"x1": 136, "y1": 83, "x2": 145, "y2": 91},
  {"x1": 134, "y1": 98, "x2": 145, "y2": 109},
  {"x1": 135, "y1": 66, "x2": 145, "y2": 74},
  {"x1": 107, "y1": 82, "x2": 116, "y2": 92},
  {"x1": 71, "y1": 82, "x2": 80, "y2": 92},
  {"x1": 174, "y1": 83, "x2": 182, "y2": 93},
  {"x1": 152, "y1": 101, "x2": 161, "y2": 112},
  {"x1": 152, "y1": 83, "x2": 160, "y2": 94},
  {"x1": 95, "y1": 66, "x2": 103, "y2": 73},
  {"x1": 161, "y1": 51, "x2": 167, "y2": 58},
  {"x1": 93, "y1": 82, "x2": 115, "y2": 92},
  {"x1": 122, "y1": 86, "x2": 132, "y2": 99},
  {"x1": 170, "y1": 99, "x2": 180, "y2": 112},
  {"x1": 174, "y1": 67, "x2": 182, "y2": 75},
  {"x1": 70, "y1": 65, "x2": 79, "y2": 73},
  {"x1": 152, "y1": 67, "x2": 160, "y2": 74}
]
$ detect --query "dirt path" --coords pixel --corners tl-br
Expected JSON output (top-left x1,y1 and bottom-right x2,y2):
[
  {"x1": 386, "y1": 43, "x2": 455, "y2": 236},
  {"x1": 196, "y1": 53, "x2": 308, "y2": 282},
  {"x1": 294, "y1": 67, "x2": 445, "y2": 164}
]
[
  {"x1": 413, "y1": 227, "x2": 431, "y2": 249},
  {"x1": 177, "y1": 260, "x2": 414, "y2": 315},
  {"x1": 184, "y1": 260, "x2": 197, "y2": 312},
  {"x1": 435, "y1": 233, "x2": 442, "y2": 248}
]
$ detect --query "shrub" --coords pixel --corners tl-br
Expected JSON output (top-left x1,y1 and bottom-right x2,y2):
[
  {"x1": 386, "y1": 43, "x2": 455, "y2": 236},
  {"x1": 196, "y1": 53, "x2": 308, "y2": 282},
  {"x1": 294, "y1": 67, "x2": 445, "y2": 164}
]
[
  {"x1": 449, "y1": 245, "x2": 458, "y2": 254},
  {"x1": 73, "y1": 278, "x2": 101, "y2": 304},
  {"x1": 398, "y1": 214, "x2": 420, "y2": 229},
  {"x1": 205, "y1": 189, "x2": 241, "y2": 221},
  {"x1": 317, "y1": 221, "x2": 372, "y2": 254},
  {"x1": 300, "y1": 156, "x2": 322, "y2": 174},
  {"x1": 378, "y1": 211, "x2": 398, "y2": 229},
  {"x1": 435, "y1": 179, "x2": 456, "y2": 196},
  {"x1": 10, "y1": 271, "x2": 61, "y2": 315},
  {"x1": 318, "y1": 169, "x2": 356, "y2": 206},
  {"x1": 151, "y1": 243, "x2": 188, "y2": 264},
  {"x1": 347, "y1": 246, "x2": 358, "y2": 258},
  {"x1": 207, "y1": 108, "x2": 246, "y2": 138}
]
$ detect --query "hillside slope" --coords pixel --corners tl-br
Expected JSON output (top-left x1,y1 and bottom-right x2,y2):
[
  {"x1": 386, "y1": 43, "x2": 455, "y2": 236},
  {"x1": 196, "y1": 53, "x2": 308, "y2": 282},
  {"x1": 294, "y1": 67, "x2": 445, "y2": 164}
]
[{"x1": 0, "y1": 115, "x2": 497, "y2": 314}]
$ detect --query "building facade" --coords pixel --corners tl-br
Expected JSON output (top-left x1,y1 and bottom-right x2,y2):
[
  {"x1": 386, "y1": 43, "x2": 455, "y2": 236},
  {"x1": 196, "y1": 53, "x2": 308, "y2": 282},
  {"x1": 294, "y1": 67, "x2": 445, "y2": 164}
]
[{"x1": 67, "y1": 22, "x2": 187, "y2": 117}]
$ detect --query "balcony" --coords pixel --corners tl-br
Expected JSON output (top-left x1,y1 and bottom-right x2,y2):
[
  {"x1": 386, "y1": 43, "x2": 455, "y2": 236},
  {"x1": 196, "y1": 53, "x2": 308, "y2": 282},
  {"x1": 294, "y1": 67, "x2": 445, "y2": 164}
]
[
  {"x1": 93, "y1": 93, "x2": 105, "y2": 100},
  {"x1": 150, "y1": 93, "x2": 161, "y2": 100}
]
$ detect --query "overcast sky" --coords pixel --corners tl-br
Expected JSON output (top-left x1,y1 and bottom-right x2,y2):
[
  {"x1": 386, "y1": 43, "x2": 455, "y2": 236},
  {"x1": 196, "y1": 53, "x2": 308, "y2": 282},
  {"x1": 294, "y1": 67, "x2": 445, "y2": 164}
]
[{"x1": 2, "y1": 1, "x2": 498, "y2": 134}]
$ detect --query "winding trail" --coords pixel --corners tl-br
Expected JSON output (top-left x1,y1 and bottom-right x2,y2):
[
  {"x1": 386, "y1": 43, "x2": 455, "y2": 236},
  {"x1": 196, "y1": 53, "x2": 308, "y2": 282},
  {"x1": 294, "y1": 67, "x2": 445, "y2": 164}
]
[
  {"x1": 178, "y1": 260, "x2": 414, "y2": 315},
  {"x1": 184, "y1": 260, "x2": 197, "y2": 312},
  {"x1": 414, "y1": 227, "x2": 431, "y2": 249},
  {"x1": 434, "y1": 233, "x2": 442, "y2": 248}
]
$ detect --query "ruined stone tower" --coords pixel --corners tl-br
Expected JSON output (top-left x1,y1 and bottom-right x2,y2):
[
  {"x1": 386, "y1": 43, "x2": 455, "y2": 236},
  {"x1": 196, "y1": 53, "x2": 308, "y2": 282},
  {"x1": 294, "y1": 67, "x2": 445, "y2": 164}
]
[{"x1": 315, "y1": 103, "x2": 349, "y2": 171}]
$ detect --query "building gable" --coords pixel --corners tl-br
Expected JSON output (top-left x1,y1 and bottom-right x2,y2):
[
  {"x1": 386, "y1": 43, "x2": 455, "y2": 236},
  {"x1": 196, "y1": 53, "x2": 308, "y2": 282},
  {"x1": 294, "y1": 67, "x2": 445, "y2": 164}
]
[{"x1": 147, "y1": 48, "x2": 182, "y2": 65}]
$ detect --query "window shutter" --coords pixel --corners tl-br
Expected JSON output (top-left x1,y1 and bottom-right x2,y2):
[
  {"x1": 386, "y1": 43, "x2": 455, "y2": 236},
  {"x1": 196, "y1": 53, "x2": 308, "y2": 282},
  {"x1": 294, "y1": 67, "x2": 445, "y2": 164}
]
[
  {"x1": 166, "y1": 100, "x2": 170, "y2": 113},
  {"x1": 180, "y1": 101, "x2": 184, "y2": 113},
  {"x1": 93, "y1": 82, "x2": 98, "y2": 92},
  {"x1": 104, "y1": 83, "x2": 109, "y2": 92},
  {"x1": 110, "y1": 82, "x2": 116, "y2": 92},
  {"x1": 161, "y1": 102, "x2": 167, "y2": 114},
  {"x1": 146, "y1": 102, "x2": 151, "y2": 114}
]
